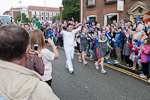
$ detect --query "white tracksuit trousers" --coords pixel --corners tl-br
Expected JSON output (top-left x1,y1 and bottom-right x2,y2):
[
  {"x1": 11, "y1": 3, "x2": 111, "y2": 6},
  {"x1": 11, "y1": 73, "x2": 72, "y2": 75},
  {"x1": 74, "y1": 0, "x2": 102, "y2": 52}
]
[{"x1": 64, "y1": 46, "x2": 74, "y2": 72}]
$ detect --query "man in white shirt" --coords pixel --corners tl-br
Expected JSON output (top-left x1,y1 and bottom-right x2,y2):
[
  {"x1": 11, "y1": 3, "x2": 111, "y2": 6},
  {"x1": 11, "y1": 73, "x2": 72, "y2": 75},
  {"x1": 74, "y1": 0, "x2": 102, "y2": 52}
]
[{"x1": 60, "y1": 20, "x2": 86, "y2": 74}]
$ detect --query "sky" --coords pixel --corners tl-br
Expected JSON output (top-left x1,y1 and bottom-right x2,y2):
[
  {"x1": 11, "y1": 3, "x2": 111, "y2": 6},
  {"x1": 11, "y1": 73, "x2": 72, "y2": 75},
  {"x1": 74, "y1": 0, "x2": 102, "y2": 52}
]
[{"x1": 0, "y1": 0, "x2": 62, "y2": 15}]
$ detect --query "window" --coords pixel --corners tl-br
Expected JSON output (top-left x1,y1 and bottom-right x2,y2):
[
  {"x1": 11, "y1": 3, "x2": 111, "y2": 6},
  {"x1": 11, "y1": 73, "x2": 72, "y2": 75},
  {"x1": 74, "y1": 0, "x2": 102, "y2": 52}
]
[
  {"x1": 32, "y1": 11, "x2": 35, "y2": 17},
  {"x1": 42, "y1": 12, "x2": 44, "y2": 16},
  {"x1": 104, "y1": 0, "x2": 117, "y2": 4},
  {"x1": 57, "y1": 13, "x2": 59, "y2": 16},
  {"x1": 46, "y1": 17, "x2": 48, "y2": 20},
  {"x1": 41, "y1": 17, "x2": 44, "y2": 21},
  {"x1": 87, "y1": 15, "x2": 97, "y2": 21},
  {"x1": 50, "y1": 17, "x2": 52, "y2": 21},
  {"x1": 88, "y1": 0, "x2": 95, "y2": 6},
  {"x1": 36, "y1": 11, "x2": 39, "y2": 16},
  {"x1": 53, "y1": 12, "x2": 56, "y2": 16},
  {"x1": 104, "y1": 13, "x2": 119, "y2": 26},
  {"x1": 49, "y1": 12, "x2": 52, "y2": 16},
  {"x1": 46, "y1": 12, "x2": 48, "y2": 16}
]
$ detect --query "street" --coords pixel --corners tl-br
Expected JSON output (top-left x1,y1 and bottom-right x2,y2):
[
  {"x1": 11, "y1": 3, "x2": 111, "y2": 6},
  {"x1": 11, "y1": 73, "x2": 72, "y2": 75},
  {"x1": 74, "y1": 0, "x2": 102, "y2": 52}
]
[{"x1": 47, "y1": 46, "x2": 150, "y2": 100}]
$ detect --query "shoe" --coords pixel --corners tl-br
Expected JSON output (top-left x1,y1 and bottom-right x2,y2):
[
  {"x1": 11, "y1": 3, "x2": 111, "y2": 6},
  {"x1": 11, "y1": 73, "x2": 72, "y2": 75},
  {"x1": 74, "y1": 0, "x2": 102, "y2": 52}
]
[
  {"x1": 78, "y1": 56, "x2": 82, "y2": 62},
  {"x1": 101, "y1": 69, "x2": 106, "y2": 74},
  {"x1": 115, "y1": 61, "x2": 120, "y2": 64},
  {"x1": 69, "y1": 71, "x2": 74, "y2": 74},
  {"x1": 139, "y1": 73, "x2": 144, "y2": 76},
  {"x1": 148, "y1": 78, "x2": 150, "y2": 83},
  {"x1": 83, "y1": 61, "x2": 88, "y2": 65},
  {"x1": 95, "y1": 62, "x2": 99, "y2": 69},
  {"x1": 114, "y1": 60, "x2": 117, "y2": 62},
  {"x1": 65, "y1": 61, "x2": 68, "y2": 69},
  {"x1": 140, "y1": 74, "x2": 147, "y2": 79},
  {"x1": 105, "y1": 56, "x2": 110, "y2": 60},
  {"x1": 131, "y1": 66, "x2": 136, "y2": 70}
]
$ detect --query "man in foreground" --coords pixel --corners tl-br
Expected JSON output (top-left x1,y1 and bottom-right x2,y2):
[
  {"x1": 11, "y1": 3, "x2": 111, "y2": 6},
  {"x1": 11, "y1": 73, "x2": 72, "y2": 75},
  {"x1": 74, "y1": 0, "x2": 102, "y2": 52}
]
[{"x1": 0, "y1": 24, "x2": 60, "y2": 100}]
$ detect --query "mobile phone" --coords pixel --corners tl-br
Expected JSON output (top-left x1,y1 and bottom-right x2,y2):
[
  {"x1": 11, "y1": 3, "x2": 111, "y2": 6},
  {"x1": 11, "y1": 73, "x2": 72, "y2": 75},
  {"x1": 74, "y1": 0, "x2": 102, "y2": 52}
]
[
  {"x1": 45, "y1": 39, "x2": 48, "y2": 43},
  {"x1": 34, "y1": 44, "x2": 39, "y2": 52}
]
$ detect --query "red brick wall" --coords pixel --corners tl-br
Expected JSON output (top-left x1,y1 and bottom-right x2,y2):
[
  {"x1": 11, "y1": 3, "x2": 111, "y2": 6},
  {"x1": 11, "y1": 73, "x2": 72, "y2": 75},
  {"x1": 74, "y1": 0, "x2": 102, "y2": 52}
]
[
  {"x1": 13, "y1": 11, "x2": 20, "y2": 20},
  {"x1": 82, "y1": 0, "x2": 150, "y2": 26},
  {"x1": 28, "y1": 11, "x2": 32, "y2": 20}
]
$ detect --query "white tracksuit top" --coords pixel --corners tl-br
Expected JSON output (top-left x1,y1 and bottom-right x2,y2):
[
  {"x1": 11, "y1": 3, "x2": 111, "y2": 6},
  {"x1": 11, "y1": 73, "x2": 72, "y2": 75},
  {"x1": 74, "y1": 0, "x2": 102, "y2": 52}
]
[{"x1": 60, "y1": 26, "x2": 82, "y2": 47}]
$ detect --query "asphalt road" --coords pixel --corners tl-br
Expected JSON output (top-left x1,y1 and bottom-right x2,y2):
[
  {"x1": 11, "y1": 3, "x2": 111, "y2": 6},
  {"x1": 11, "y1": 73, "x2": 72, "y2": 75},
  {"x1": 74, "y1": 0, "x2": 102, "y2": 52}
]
[{"x1": 47, "y1": 46, "x2": 150, "y2": 100}]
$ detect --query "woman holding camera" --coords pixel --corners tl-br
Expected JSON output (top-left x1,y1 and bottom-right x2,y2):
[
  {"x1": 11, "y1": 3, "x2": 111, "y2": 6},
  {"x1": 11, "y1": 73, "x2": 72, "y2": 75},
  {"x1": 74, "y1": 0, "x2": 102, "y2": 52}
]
[{"x1": 28, "y1": 29, "x2": 59, "y2": 87}]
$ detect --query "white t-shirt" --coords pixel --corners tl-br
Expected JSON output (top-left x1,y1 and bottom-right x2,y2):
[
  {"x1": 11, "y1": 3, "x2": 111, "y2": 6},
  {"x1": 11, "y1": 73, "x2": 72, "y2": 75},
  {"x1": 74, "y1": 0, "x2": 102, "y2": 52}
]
[{"x1": 41, "y1": 48, "x2": 55, "y2": 81}]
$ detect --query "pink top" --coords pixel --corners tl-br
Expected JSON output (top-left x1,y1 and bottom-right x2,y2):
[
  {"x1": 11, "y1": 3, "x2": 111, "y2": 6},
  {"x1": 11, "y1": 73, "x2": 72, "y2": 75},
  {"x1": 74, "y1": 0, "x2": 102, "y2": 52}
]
[{"x1": 141, "y1": 45, "x2": 150, "y2": 63}]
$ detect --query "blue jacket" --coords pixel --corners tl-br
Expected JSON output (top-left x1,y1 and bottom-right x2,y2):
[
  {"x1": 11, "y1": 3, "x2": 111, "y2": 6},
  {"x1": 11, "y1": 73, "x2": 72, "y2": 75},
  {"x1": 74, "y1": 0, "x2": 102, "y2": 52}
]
[
  {"x1": 114, "y1": 32, "x2": 123, "y2": 48},
  {"x1": 146, "y1": 27, "x2": 149, "y2": 32}
]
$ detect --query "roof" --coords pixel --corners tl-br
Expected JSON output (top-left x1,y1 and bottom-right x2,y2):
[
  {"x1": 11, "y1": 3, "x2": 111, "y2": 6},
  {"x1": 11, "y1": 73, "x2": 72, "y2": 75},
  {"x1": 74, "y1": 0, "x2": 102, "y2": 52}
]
[
  {"x1": 128, "y1": 1, "x2": 150, "y2": 14},
  {"x1": 28, "y1": 6, "x2": 59, "y2": 11}
]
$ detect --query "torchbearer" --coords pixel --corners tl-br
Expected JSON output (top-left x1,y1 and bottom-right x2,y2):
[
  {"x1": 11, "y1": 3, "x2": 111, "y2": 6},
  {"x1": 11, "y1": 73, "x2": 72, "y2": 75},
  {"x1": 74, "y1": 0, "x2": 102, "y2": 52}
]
[{"x1": 60, "y1": 19, "x2": 86, "y2": 74}]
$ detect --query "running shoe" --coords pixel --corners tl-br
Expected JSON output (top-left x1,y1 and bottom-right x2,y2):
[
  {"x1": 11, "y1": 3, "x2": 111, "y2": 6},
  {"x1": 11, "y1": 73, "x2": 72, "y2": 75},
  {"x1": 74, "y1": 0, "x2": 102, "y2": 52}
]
[
  {"x1": 69, "y1": 70, "x2": 74, "y2": 74},
  {"x1": 65, "y1": 61, "x2": 68, "y2": 69},
  {"x1": 101, "y1": 69, "x2": 106, "y2": 74},
  {"x1": 131, "y1": 66, "x2": 136, "y2": 70},
  {"x1": 83, "y1": 61, "x2": 88, "y2": 65},
  {"x1": 148, "y1": 78, "x2": 150, "y2": 83},
  {"x1": 78, "y1": 56, "x2": 82, "y2": 62},
  {"x1": 140, "y1": 74, "x2": 147, "y2": 79},
  {"x1": 115, "y1": 61, "x2": 120, "y2": 64},
  {"x1": 95, "y1": 62, "x2": 99, "y2": 69}
]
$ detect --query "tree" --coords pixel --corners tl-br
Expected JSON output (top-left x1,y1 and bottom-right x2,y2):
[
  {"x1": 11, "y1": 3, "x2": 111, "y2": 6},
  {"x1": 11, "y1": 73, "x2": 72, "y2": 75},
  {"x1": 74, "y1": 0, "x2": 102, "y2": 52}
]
[
  {"x1": 62, "y1": 0, "x2": 80, "y2": 22},
  {"x1": 15, "y1": 13, "x2": 30, "y2": 23},
  {"x1": 31, "y1": 15, "x2": 38, "y2": 22},
  {"x1": 52, "y1": 15, "x2": 60, "y2": 22}
]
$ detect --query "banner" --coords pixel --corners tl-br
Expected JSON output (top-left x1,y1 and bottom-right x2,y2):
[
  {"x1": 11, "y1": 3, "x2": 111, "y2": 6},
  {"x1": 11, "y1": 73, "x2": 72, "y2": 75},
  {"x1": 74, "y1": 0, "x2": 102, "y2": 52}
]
[
  {"x1": 117, "y1": 0, "x2": 124, "y2": 11},
  {"x1": 143, "y1": 11, "x2": 150, "y2": 24}
]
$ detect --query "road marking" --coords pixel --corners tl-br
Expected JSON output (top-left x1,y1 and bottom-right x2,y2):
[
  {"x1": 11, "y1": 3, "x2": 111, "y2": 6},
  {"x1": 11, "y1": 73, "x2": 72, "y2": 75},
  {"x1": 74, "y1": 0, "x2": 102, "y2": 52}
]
[{"x1": 57, "y1": 46, "x2": 150, "y2": 84}]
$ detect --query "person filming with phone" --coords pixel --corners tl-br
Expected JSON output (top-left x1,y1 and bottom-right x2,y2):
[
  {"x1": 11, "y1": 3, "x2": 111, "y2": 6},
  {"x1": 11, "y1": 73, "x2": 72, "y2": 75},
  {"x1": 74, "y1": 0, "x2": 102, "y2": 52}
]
[
  {"x1": 0, "y1": 25, "x2": 60, "y2": 100},
  {"x1": 27, "y1": 29, "x2": 59, "y2": 87}
]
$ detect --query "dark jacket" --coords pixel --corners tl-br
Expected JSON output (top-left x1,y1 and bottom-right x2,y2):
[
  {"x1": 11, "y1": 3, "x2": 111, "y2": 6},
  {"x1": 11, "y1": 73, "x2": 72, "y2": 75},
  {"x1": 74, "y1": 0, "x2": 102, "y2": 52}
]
[
  {"x1": 123, "y1": 35, "x2": 132, "y2": 56},
  {"x1": 26, "y1": 52, "x2": 44, "y2": 76}
]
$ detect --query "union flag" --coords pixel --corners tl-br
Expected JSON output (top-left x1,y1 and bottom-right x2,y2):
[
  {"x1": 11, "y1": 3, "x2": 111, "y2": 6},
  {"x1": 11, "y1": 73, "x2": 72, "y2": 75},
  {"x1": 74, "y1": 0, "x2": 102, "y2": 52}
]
[{"x1": 143, "y1": 11, "x2": 150, "y2": 24}]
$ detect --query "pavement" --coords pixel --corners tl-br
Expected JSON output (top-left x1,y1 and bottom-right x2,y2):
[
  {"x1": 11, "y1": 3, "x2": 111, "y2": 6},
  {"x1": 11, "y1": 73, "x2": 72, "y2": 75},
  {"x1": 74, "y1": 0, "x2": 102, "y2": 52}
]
[{"x1": 47, "y1": 45, "x2": 150, "y2": 100}]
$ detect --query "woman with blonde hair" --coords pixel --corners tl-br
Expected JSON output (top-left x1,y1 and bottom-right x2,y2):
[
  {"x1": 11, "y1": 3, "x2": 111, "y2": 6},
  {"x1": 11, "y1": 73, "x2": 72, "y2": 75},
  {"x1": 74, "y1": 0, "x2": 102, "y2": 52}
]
[{"x1": 29, "y1": 29, "x2": 59, "y2": 87}]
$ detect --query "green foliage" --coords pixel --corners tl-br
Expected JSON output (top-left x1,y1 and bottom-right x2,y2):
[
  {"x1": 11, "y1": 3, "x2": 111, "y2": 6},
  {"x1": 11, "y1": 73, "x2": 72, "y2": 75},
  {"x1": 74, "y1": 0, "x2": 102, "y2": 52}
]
[
  {"x1": 52, "y1": 15, "x2": 60, "y2": 22},
  {"x1": 15, "y1": 13, "x2": 30, "y2": 23},
  {"x1": 32, "y1": 15, "x2": 38, "y2": 21},
  {"x1": 62, "y1": 0, "x2": 80, "y2": 22}
]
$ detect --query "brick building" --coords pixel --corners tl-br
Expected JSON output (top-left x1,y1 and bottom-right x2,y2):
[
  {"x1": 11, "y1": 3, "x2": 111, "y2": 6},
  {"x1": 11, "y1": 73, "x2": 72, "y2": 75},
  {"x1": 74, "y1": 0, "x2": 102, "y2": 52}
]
[
  {"x1": 80, "y1": 0, "x2": 150, "y2": 26},
  {"x1": 3, "y1": 6, "x2": 59, "y2": 23}
]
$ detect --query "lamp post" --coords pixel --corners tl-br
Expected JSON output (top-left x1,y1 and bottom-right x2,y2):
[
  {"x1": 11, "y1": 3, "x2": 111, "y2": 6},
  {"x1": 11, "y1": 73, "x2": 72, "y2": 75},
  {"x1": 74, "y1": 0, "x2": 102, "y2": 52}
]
[
  {"x1": 44, "y1": 0, "x2": 46, "y2": 20},
  {"x1": 19, "y1": 1, "x2": 22, "y2": 22}
]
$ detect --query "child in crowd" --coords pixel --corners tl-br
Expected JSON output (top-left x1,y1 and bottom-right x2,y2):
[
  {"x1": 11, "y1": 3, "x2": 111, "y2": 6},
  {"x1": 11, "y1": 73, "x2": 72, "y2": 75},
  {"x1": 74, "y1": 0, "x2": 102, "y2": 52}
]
[
  {"x1": 95, "y1": 29, "x2": 113, "y2": 73},
  {"x1": 140, "y1": 38, "x2": 150, "y2": 79},
  {"x1": 127, "y1": 39, "x2": 139, "y2": 70}
]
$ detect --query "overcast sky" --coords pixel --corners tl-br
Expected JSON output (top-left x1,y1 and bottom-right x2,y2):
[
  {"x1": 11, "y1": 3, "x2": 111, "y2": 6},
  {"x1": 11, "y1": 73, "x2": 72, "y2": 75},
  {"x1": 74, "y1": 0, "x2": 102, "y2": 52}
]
[{"x1": 0, "y1": 0, "x2": 62, "y2": 15}]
